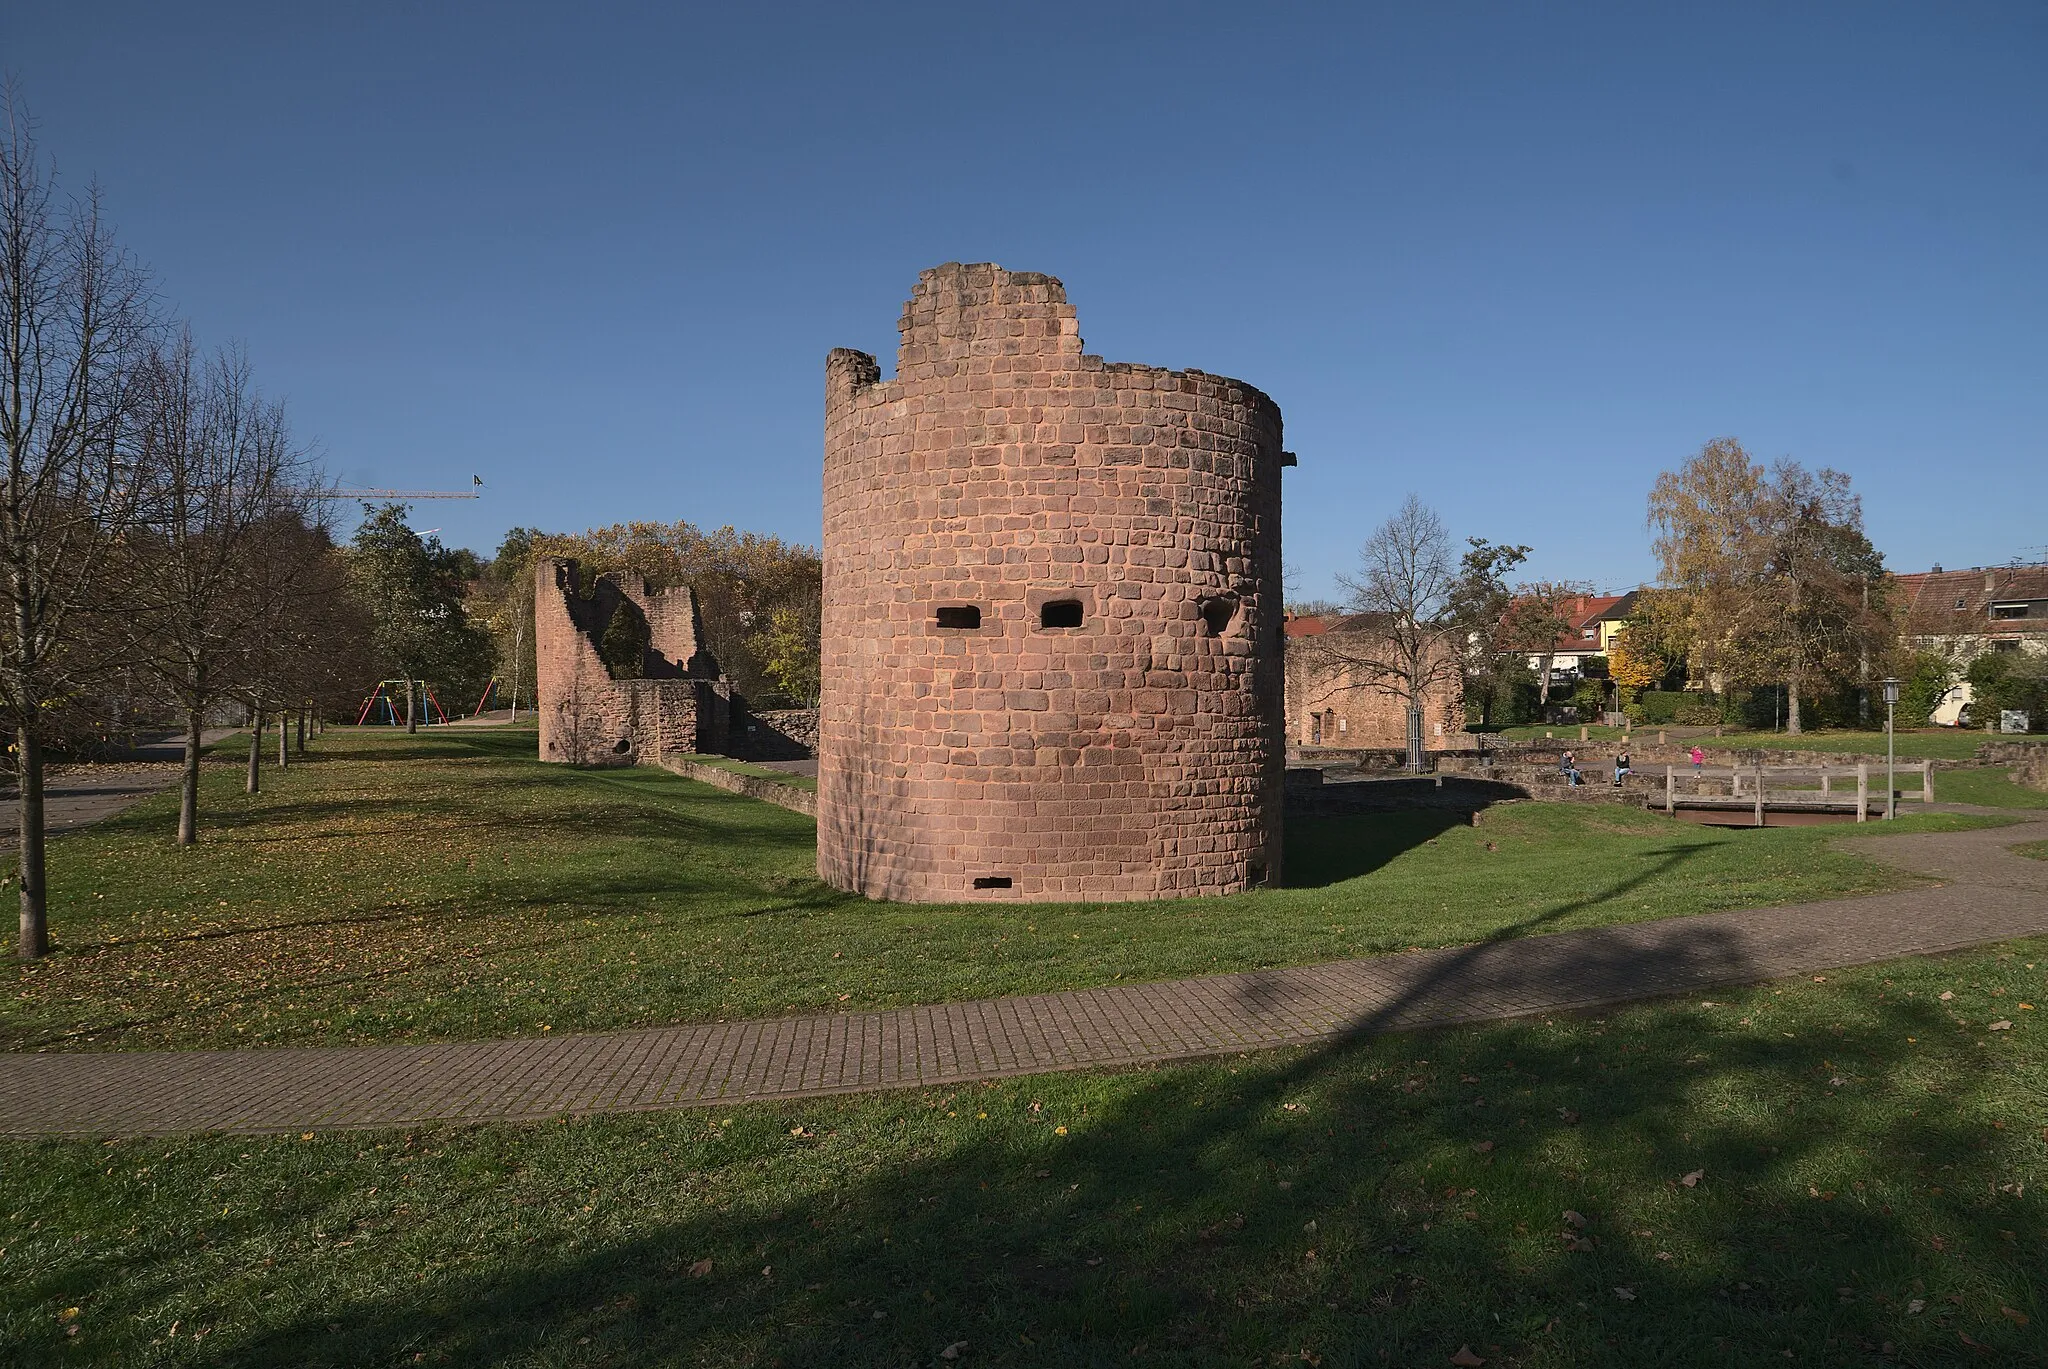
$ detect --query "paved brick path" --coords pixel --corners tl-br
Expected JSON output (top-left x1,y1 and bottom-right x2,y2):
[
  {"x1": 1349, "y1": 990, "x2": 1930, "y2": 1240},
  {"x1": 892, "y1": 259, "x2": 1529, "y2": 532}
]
[{"x1": 3, "y1": 817, "x2": 2043, "y2": 1138}]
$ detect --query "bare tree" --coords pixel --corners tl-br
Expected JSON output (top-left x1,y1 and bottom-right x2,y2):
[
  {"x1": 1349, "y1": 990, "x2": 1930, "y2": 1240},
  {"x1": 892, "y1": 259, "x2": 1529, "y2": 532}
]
[
  {"x1": 123, "y1": 333, "x2": 317, "y2": 837},
  {"x1": 0, "y1": 96, "x2": 155, "y2": 959},
  {"x1": 1316, "y1": 495, "x2": 1464, "y2": 771}
]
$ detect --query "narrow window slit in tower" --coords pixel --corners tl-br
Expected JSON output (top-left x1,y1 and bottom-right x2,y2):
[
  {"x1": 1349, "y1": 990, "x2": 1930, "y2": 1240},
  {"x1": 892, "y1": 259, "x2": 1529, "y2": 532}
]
[
  {"x1": 972, "y1": 875, "x2": 1013, "y2": 890},
  {"x1": 1039, "y1": 599, "x2": 1083, "y2": 629},
  {"x1": 934, "y1": 605, "x2": 982, "y2": 630}
]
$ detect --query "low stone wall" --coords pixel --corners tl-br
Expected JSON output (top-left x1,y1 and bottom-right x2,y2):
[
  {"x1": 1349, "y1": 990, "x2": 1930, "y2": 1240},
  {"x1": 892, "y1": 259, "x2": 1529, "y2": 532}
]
[
  {"x1": 2005, "y1": 745, "x2": 2048, "y2": 792},
  {"x1": 659, "y1": 755, "x2": 817, "y2": 817},
  {"x1": 729, "y1": 707, "x2": 818, "y2": 761}
]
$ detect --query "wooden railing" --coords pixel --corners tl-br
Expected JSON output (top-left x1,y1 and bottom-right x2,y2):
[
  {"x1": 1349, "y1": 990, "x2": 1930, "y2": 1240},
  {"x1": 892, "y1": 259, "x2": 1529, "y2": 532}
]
[{"x1": 1661, "y1": 759, "x2": 1934, "y2": 824}]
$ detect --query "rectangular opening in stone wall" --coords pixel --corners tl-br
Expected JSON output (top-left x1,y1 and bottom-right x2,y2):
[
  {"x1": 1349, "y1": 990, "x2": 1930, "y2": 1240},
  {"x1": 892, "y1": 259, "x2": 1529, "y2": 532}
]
[
  {"x1": 971, "y1": 876, "x2": 1013, "y2": 889},
  {"x1": 1200, "y1": 595, "x2": 1240, "y2": 637},
  {"x1": 1038, "y1": 599, "x2": 1084, "y2": 629},
  {"x1": 934, "y1": 605, "x2": 982, "y2": 630}
]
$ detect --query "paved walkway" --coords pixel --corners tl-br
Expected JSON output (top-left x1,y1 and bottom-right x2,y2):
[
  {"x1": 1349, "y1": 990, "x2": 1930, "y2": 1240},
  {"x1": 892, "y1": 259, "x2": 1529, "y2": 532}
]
[
  {"x1": 2, "y1": 817, "x2": 2044, "y2": 1138},
  {"x1": 0, "y1": 730, "x2": 241, "y2": 850}
]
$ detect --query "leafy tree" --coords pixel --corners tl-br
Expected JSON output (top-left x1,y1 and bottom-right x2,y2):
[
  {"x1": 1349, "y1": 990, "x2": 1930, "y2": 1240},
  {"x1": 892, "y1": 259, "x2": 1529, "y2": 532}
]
[
  {"x1": 1607, "y1": 624, "x2": 1666, "y2": 694},
  {"x1": 1445, "y1": 537, "x2": 1530, "y2": 729},
  {"x1": 466, "y1": 526, "x2": 542, "y2": 715},
  {"x1": 750, "y1": 603, "x2": 821, "y2": 706},
  {"x1": 348, "y1": 505, "x2": 495, "y2": 731},
  {"x1": 533, "y1": 521, "x2": 820, "y2": 703},
  {"x1": 1499, "y1": 580, "x2": 1591, "y2": 708},
  {"x1": 1894, "y1": 651, "x2": 1955, "y2": 729},
  {"x1": 1649, "y1": 438, "x2": 1892, "y2": 734},
  {"x1": 1965, "y1": 651, "x2": 2047, "y2": 732}
]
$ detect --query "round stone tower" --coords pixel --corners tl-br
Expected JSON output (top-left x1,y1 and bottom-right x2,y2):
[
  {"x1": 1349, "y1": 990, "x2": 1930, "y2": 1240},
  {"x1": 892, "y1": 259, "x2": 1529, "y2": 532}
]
[{"x1": 817, "y1": 263, "x2": 1287, "y2": 902}]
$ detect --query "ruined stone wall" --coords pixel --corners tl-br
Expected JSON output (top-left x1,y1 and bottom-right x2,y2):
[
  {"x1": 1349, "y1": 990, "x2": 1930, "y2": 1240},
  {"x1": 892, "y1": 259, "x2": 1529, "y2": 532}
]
[
  {"x1": 535, "y1": 559, "x2": 718, "y2": 766},
  {"x1": 818, "y1": 263, "x2": 1286, "y2": 902},
  {"x1": 730, "y1": 707, "x2": 819, "y2": 761},
  {"x1": 1283, "y1": 637, "x2": 1464, "y2": 752}
]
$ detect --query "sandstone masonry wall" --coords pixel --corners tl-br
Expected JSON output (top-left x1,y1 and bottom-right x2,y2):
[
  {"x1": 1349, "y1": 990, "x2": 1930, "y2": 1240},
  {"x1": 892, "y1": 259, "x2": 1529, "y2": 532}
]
[
  {"x1": 1284, "y1": 637, "x2": 1464, "y2": 752},
  {"x1": 818, "y1": 263, "x2": 1287, "y2": 902},
  {"x1": 535, "y1": 559, "x2": 722, "y2": 766}
]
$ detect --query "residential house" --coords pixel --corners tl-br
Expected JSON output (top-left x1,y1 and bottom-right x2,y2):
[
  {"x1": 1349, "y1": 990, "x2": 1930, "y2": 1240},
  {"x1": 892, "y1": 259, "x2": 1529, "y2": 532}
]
[
  {"x1": 1895, "y1": 563, "x2": 2048, "y2": 724},
  {"x1": 1524, "y1": 590, "x2": 1641, "y2": 700}
]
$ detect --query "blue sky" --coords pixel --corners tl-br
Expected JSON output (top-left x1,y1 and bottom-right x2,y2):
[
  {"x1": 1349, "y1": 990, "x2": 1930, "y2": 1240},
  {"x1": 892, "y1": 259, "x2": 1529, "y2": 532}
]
[{"x1": 11, "y1": 3, "x2": 2044, "y2": 597}]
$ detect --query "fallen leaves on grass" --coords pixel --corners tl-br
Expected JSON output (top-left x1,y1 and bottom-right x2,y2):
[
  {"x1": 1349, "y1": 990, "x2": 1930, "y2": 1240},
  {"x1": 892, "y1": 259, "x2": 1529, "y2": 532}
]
[
  {"x1": 688, "y1": 1258, "x2": 712, "y2": 1277},
  {"x1": 1679, "y1": 1169, "x2": 1704, "y2": 1188},
  {"x1": 1449, "y1": 1348, "x2": 1485, "y2": 1367}
]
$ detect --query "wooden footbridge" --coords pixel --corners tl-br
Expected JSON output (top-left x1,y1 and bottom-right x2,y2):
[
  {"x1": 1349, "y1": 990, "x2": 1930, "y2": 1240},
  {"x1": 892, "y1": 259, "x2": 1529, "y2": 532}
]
[{"x1": 1660, "y1": 758, "x2": 1935, "y2": 826}]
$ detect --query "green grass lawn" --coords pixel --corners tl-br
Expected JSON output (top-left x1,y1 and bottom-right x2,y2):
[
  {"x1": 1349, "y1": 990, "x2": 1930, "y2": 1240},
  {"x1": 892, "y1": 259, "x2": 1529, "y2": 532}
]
[
  {"x1": 2, "y1": 728, "x2": 2014, "y2": 1053},
  {"x1": 1934, "y1": 767, "x2": 2048, "y2": 810},
  {"x1": 675, "y1": 753, "x2": 818, "y2": 791},
  {"x1": 4, "y1": 938, "x2": 2042, "y2": 1367},
  {"x1": 2017, "y1": 840, "x2": 2048, "y2": 861}
]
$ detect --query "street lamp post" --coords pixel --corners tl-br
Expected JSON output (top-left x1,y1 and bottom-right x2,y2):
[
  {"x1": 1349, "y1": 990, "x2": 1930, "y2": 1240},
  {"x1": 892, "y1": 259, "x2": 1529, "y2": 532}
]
[{"x1": 1881, "y1": 677, "x2": 1901, "y2": 820}]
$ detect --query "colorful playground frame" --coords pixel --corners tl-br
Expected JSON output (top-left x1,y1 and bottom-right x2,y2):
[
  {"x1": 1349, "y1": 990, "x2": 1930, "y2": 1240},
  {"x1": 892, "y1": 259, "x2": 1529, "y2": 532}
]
[{"x1": 354, "y1": 679, "x2": 449, "y2": 727}]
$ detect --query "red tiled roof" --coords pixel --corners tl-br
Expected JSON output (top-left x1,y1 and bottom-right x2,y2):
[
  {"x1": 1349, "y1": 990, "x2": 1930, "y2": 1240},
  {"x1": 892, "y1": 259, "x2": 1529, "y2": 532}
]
[
  {"x1": 1520, "y1": 593, "x2": 1627, "y2": 655},
  {"x1": 1896, "y1": 564, "x2": 2048, "y2": 636}
]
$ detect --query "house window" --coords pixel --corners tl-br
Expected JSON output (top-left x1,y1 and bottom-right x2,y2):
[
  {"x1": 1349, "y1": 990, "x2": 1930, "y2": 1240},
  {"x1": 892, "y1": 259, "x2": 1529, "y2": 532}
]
[
  {"x1": 1992, "y1": 640, "x2": 2020, "y2": 653},
  {"x1": 934, "y1": 605, "x2": 982, "y2": 630},
  {"x1": 972, "y1": 875, "x2": 1013, "y2": 889},
  {"x1": 1580, "y1": 627, "x2": 1597, "y2": 639},
  {"x1": 1955, "y1": 597, "x2": 1967, "y2": 610},
  {"x1": 1038, "y1": 599, "x2": 1084, "y2": 629},
  {"x1": 1990, "y1": 603, "x2": 2029, "y2": 620}
]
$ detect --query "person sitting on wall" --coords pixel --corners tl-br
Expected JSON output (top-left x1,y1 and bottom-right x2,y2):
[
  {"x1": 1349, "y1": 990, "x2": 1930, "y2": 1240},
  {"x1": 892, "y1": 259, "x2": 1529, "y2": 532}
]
[
  {"x1": 1614, "y1": 748, "x2": 1632, "y2": 787},
  {"x1": 1561, "y1": 750, "x2": 1582, "y2": 787}
]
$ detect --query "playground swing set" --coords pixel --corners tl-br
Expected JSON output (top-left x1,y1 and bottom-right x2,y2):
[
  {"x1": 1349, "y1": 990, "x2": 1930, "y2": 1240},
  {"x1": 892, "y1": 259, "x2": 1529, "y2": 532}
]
[
  {"x1": 354, "y1": 679, "x2": 449, "y2": 727},
  {"x1": 353, "y1": 677, "x2": 516, "y2": 726}
]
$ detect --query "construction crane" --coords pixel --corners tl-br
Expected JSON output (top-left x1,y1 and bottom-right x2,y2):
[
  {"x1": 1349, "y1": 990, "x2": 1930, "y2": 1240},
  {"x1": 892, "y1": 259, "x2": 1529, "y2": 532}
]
[
  {"x1": 313, "y1": 489, "x2": 479, "y2": 500},
  {"x1": 308, "y1": 475, "x2": 485, "y2": 501}
]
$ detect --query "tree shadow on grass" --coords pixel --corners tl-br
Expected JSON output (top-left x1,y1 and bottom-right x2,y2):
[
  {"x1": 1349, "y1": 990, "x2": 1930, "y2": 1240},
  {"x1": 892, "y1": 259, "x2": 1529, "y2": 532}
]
[{"x1": 99, "y1": 934, "x2": 2035, "y2": 1369}]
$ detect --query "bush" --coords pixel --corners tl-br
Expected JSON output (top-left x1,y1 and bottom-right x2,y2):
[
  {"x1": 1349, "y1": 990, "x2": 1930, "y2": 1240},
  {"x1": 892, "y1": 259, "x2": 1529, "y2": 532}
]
[
  {"x1": 1966, "y1": 651, "x2": 2047, "y2": 731},
  {"x1": 1674, "y1": 697, "x2": 1722, "y2": 726},
  {"x1": 1632, "y1": 691, "x2": 1700, "y2": 726},
  {"x1": 1896, "y1": 652, "x2": 1954, "y2": 728}
]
